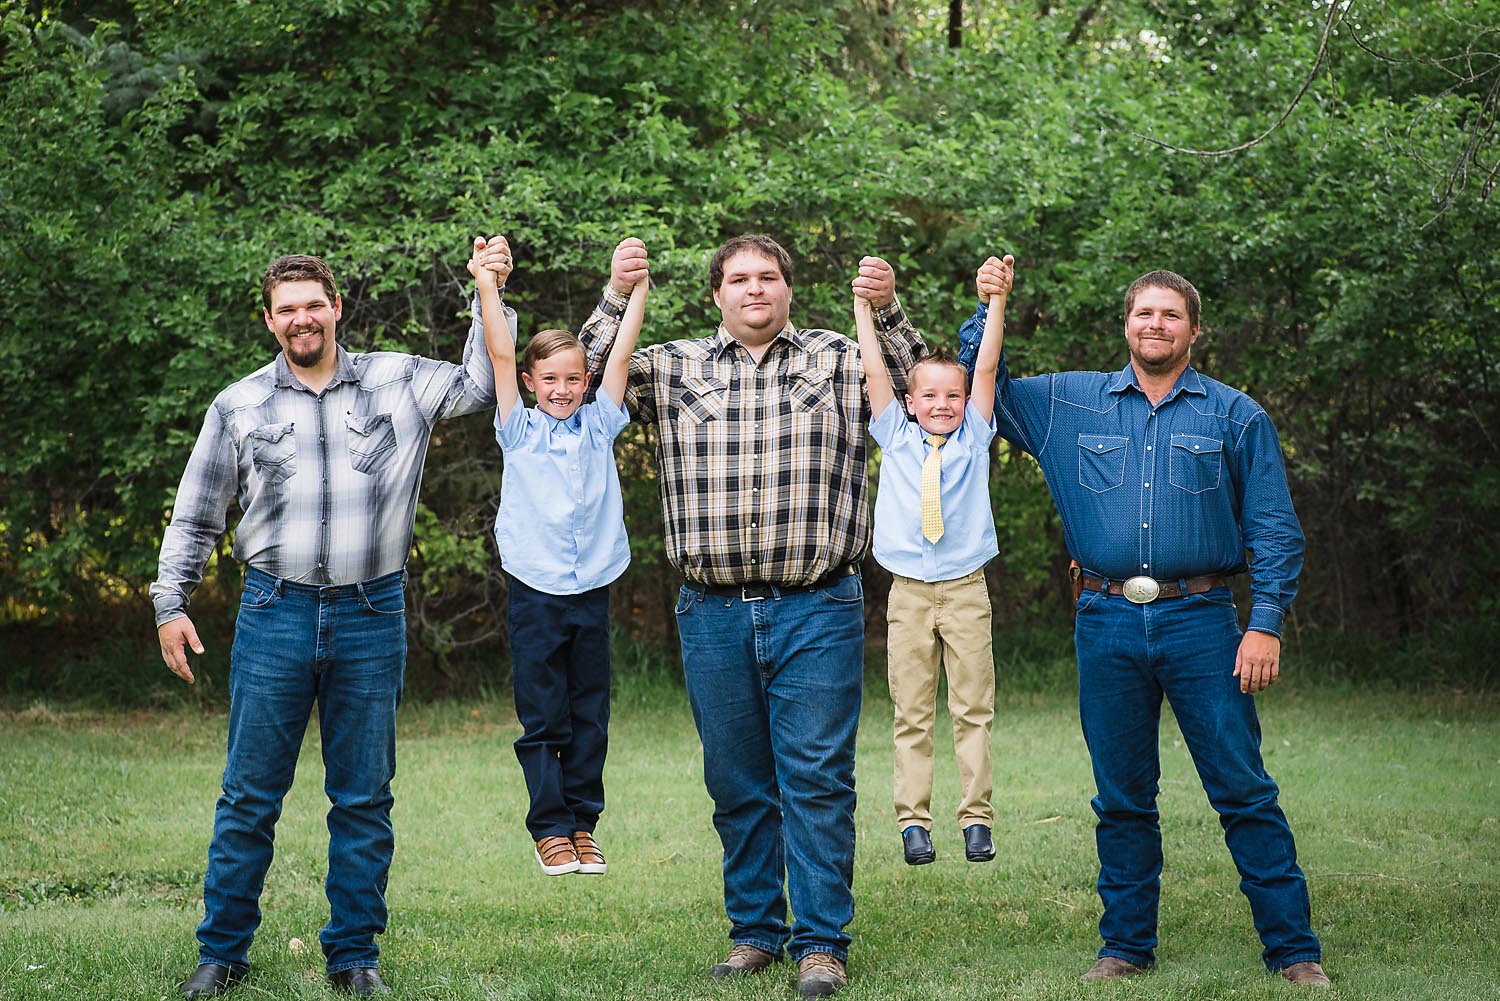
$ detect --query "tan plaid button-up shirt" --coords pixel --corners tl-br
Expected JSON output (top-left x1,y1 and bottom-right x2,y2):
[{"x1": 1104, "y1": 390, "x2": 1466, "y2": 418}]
[{"x1": 579, "y1": 286, "x2": 924, "y2": 586}]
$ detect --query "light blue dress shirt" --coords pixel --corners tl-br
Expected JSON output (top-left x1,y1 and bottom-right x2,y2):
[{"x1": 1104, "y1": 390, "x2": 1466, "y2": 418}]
[
  {"x1": 493, "y1": 392, "x2": 631, "y2": 595},
  {"x1": 870, "y1": 400, "x2": 999, "y2": 582},
  {"x1": 957, "y1": 301, "x2": 1304, "y2": 636}
]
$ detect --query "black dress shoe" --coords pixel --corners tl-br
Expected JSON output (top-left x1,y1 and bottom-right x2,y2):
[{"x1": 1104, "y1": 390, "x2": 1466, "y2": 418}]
[
  {"x1": 329, "y1": 968, "x2": 391, "y2": 997},
  {"x1": 964, "y1": 823, "x2": 996, "y2": 862},
  {"x1": 178, "y1": 963, "x2": 244, "y2": 998},
  {"x1": 902, "y1": 825, "x2": 936, "y2": 865}
]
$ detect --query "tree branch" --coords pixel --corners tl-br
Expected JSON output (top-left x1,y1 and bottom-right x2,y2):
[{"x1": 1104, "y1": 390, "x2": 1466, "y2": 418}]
[{"x1": 1130, "y1": 0, "x2": 1348, "y2": 157}]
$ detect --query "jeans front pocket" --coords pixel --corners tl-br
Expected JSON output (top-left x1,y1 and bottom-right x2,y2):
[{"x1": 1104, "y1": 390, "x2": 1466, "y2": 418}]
[
  {"x1": 1078, "y1": 434, "x2": 1128, "y2": 494},
  {"x1": 819, "y1": 571, "x2": 864, "y2": 605},
  {"x1": 240, "y1": 581, "x2": 279, "y2": 610}
]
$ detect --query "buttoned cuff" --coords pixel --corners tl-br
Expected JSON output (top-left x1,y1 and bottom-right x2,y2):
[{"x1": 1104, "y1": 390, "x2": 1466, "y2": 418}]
[
  {"x1": 153, "y1": 605, "x2": 188, "y2": 629},
  {"x1": 600, "y1": 284, "x2": 631, "y2": 317},
  {"x1": 1247, "y1": 604, "x2": 1285, "y2": 637},
  {"x1": 873, "y1": 295, "x2": 905, "y2": 327}
]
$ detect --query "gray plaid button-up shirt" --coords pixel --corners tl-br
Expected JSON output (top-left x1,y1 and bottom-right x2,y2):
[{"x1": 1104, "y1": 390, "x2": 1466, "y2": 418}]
[
  {"x1": 578, "y1": 285, "x2": 924, "y2": 587},
  {"x1": 150, "y1": 314, "x2": 504, "y2": 627}
]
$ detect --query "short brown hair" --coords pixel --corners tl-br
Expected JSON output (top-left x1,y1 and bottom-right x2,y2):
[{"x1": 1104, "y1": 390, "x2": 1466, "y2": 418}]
[
  {"x1": 709, "y1": 235, "x2": 794, "y2": 291},
  {"x1": 261, "y1": 255, "x2": 339, "y2": 311},
  {"x1": 1124, "y1": 270, "x2": 1200, "y2": 330},
  {"x1": 522, "y1": 328, "x2": 584, "y2": 372},
  {"x1": 907, "y1": 347, "x2": 970, "y2": 392}
]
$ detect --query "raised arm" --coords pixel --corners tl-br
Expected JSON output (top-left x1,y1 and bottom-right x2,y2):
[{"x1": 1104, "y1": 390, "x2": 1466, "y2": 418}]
[
  {"x1": 969, "y1": 254, "x2": 1014, "y2": 422},
  {"x1": 853, "y1": 295, "x2": 895, "y2": 419},
  {"x1": 600, "y1": 279, "x2": 648, "y2": 408},
  {"x1": 852, "y1": 254, "x2": 924, "y2": 402},
  {"x1": 468, "y1": 235, "x2": 518, "y2": 421},
  {"x1": 579, "y1": 237, "x2": 659, "y2": 423}
]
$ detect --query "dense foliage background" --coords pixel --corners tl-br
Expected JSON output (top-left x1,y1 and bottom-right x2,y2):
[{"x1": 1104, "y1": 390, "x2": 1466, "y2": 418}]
[{"x1": 3, "y1": 0, "x2": 1496, "y2": 692}]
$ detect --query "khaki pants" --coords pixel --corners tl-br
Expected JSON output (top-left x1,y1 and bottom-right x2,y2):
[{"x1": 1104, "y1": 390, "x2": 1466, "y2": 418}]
[{"x1": 887, "y1": 568, "x2": 995, "y2": 830}]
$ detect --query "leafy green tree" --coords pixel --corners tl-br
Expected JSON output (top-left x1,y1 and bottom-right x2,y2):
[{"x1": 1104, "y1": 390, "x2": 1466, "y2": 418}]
[{"x1": 1, "y1": 1, "x2": 1494, "y2": 690}]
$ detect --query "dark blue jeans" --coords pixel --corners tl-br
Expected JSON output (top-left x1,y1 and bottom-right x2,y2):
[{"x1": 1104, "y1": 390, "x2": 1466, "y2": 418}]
[
  {"x1": 506, "y1": 577, "x2": 611, "y2": 839},
  {"x1": 673, "y1": 573, "x2": 864, "y2": 964},
  {"x1": 199, "y1": 567, "x2": 406, "y2": 975},
  {"x1": 1074, "y1": 587, "x2": 1321, "y2": 971}
]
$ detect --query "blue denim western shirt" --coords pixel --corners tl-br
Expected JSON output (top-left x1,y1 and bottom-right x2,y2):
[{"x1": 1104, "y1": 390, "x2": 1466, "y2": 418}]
[{"x1": 958, "y1": 302, "x2": 1304, "y2": 636}]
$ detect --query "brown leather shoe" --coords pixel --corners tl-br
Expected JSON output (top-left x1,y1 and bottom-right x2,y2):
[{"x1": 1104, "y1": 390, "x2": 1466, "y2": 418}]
[
  {"x1": 1081, "y1": 956, "x2": 1146, "y2": 981},
  {"x1": 710, "y1": 943, "x2": 778, "y2": 979},
  {"x1": 571, "y1": 830, "x2": 606, "y2": 874},
  {"x1": 1280, "y1": 961, "x2": 1331, "y2": 987},
  {"x1": 796, "y1": 953, "x2": 847, "y2": 997},
  {"x1": 534, "y1": 835, "x2": 580, "y2": 875}
]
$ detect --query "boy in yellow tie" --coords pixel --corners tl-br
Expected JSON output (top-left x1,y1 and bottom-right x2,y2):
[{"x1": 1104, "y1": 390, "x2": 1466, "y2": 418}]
[{"x1": 854, "y1": 255, "x2": 1013, "y2": 865}]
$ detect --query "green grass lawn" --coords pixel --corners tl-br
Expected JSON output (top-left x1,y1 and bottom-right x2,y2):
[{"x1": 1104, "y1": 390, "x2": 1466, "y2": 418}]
[{"x1": 2, "y1": 676, "x2": 1497, "y2": 1000}]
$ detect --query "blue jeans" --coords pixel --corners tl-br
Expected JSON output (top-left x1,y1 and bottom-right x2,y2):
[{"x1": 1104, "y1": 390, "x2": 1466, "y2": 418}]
[
  {"x1": 674, "y1": 573, "x2": 864, "y2": 963},
  {"x1": 1074, "y1": 587, "x2": 1321, "y2": 971},
  {"x1": 507, "y1": 577, "x2": 611, "y2": 840},
  {"x1": 199, "y1": 567, "x2": 406, "y2": 975}
]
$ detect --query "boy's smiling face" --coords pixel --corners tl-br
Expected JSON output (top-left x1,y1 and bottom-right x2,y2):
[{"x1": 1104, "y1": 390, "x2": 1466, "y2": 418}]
[
  {"x1": 904, "y1": 360, "x2": 968, "y2": 436},
  {"x1": 522, "y1": 346, "x2": 590, "y2": 420}
]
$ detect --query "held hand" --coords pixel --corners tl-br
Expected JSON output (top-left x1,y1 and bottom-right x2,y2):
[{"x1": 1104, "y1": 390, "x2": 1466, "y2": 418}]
[
  {"x1": 470, "y1": 237, "x2": 498, "y2": 290},
  {"x1": 471, "y1": 234, "x2": 514, "y2": 287},
  {"x1": 1233, "y1": 630, "x2": 1282, "y2": 694},
  {"x1": 610, "y1": 237, "x2": 649, "y2": 295},
  {"x1": 852, "y1": 256, "x2": 896, "y2": 309},
  {"x1": 853, "y1": 293, "x2": 874, "y2": 320},
  {"x1": 158, "y1": 616, "x2": 204, "y2": 685},
  {"x1": 975, "y1": 255, "x2": 1015, "y2": 302}
]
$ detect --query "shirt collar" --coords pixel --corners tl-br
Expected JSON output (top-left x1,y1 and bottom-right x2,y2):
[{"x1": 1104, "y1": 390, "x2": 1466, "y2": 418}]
[
  {"x1": 1107, "y1": 362, "x2": 1207, "y2": 401},
  {"x1": 274, "y1": 345, "x2": 358, "y2": 392},
  {"x1": 544, "y1": 409, "x2": 584, "y2": 434},
  {"x1": 711, "y1": 322, "x2": 803, "y2": 360}
]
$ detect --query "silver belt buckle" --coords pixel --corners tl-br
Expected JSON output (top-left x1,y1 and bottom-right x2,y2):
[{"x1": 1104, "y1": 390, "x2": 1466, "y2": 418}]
[{"x1": 1121, "y1": 576, "x2": 1161, "y2": 604}]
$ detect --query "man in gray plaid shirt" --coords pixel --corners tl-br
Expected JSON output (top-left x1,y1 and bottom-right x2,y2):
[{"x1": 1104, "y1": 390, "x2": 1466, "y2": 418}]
[
  {"x1": 576, "y1": 235, "x2": 926, "y2": 998},
  {"x1": 152, "y1": 240, "x2": 514, "y2": 998}
]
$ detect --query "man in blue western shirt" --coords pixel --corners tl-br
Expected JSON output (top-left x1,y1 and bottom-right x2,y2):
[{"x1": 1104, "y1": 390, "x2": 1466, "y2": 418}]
[{"x1": 958, "y1": 261, "x2": 1330, "y2": 989}]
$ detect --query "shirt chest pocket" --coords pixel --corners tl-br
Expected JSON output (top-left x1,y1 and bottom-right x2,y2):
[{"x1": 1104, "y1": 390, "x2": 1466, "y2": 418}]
[
  {"x1": 785, "y1": 365, "x2": 836, "y2": 415},
  {"x1": 677, "y1": 374, "x2": 728, "y2": 425},
  {"x1": 1169, "y1": 434, "x2": 1223, "y2": 494},
  {"x1": 346, "y1": 413, "x2": 398, "y2": 475},
  {"x1": 1078, "y1": 434, "x2": 1128, "y2": 494},
  {"x1": 247, "y1": 422, "x2": 297, "y2": 485}
]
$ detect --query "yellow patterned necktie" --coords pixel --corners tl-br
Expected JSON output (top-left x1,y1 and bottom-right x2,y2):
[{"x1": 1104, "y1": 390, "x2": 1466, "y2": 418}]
[{"x1": 921, "y1": 434, "x2": 947, "y2": 544}]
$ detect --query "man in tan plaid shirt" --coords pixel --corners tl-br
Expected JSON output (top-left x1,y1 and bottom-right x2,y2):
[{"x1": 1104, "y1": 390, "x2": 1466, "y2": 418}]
[{"x1": 576, "y1": 235, "x2": 926, "y2": 998}]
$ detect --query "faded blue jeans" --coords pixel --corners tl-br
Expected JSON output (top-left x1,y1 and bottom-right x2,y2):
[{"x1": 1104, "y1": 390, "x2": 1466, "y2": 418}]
[
  {"x1": 674, "y1": 573, "x2": 864, "y2": 963},
  {"x1": 198, "y1": 567, "x2": 406, "y2": 975},
  {"x1": 1074, "y1": 586, "x2": 1321, "y2": 972}
]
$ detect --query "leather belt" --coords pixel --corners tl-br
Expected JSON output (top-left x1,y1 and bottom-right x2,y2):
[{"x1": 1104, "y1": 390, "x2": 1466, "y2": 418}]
[
  {"x1": 1078, "y1": 572, "x2": 1230, "y2": 604},
  {"x1": 686, "y1": 566, "x2": 857, "y2": 603}
]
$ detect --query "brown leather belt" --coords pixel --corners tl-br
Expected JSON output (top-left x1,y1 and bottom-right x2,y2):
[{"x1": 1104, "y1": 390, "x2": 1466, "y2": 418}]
[{"x1": 1078, "y1": 572, "x2": 1230, "y2": 604}]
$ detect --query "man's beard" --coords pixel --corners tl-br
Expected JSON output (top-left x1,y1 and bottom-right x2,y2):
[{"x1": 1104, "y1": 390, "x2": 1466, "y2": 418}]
[{"x1": 284, "y1": 330, "x2": 327, "y2": 368}]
